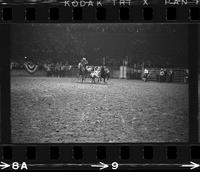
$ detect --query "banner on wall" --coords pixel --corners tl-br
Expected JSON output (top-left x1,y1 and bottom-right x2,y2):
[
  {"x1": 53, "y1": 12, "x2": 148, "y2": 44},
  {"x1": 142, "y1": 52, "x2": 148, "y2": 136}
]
[{"x1": 24, "y1": 62, "x2": 38, "y2": 74}]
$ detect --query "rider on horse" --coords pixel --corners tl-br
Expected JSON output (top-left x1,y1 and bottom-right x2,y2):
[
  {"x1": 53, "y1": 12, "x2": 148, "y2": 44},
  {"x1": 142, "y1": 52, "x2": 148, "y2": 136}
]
[{"x1": 78, "y1": 57, "x2": 88, "y2": 72}]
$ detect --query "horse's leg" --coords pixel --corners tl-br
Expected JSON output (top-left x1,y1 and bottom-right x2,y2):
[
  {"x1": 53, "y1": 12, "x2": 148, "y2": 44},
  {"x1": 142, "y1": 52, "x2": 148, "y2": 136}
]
[
  {"x1": 78, "y1": 74, "x2": 80, "y2": 81},
  {"x1": 92, "y1": 77, "x2": 94, "y2": 83},
  {"x1": 83, "y1": 74, "x2": 85, "y2": 82},
  {"x1": 79, "y1": 74, "x2": 81, "y2": 81}
]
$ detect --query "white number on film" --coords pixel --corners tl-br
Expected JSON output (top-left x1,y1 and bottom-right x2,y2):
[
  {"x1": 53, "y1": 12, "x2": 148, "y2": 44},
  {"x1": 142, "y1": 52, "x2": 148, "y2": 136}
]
[
  {"x1": 12, "y1": 162, "x2": 28, "y2": 170},
  {"x1": 111, "y1": 162, "x2": 119, "y2": 170}
]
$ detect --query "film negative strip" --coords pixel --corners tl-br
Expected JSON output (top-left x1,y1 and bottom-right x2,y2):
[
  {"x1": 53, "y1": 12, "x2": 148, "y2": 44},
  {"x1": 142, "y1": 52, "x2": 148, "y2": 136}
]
[
  {"x1": 0, "y1": 0, "x2": 200, "y2": 171},
  {"x1": 0, "y1": 1, "x2": 199, "y2": 22}
]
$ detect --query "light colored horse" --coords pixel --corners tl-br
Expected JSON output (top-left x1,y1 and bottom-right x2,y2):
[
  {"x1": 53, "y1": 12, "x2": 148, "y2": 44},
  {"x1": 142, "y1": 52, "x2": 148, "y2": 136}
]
[{"x1": 90, "y1": 66, "x2": 103, "y2": 83}]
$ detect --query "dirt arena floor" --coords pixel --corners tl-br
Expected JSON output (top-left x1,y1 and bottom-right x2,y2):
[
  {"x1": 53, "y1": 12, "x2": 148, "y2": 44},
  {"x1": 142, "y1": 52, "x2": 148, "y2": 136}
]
[{"x1": 11, "y1": 77, "x2": 189, "y2": 143}]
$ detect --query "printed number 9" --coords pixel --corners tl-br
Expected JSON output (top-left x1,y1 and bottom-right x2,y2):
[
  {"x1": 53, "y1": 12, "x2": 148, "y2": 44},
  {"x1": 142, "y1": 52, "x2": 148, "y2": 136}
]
[{"x1": 112, "y1": 162, "x2": 118, "y2": 170}]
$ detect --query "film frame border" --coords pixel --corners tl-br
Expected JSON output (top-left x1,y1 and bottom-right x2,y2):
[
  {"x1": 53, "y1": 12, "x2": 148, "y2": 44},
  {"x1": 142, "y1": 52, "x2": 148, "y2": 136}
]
[
  {"x1": 0, "y1": 3, "x2": 200, "y2": 22},
  {"x1": 0, "y1": 2, "x2": 199, "y2": 170},
  {"x1": 0, "y1": 144, "x2": 200, "y2": 170}
]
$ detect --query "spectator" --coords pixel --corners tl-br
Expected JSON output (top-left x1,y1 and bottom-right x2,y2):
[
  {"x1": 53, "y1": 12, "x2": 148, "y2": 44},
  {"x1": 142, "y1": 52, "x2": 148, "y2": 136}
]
[
  {"x1": 168, "y1": 69, "x2": 174, "y2": 82},
  {"x1": 55, "y1": 62, "x2": 60, "y2": 77},
  {"x1": 46, "y1": 64, "x2": 51, "y2": 77},
  {"x1": 60, "y1": 63, "x2": 66, "y2": 77},
  {"x1": 184, "y1": 69, "x2": 189, "y2": 83},
  {"x1": 143, "y1": 68, "x2": 149, "y2": 82},
  {"x1": 159, "y1": 68, "x2": 165, "y2": 82},
  {"x1": 164, "y1": 68, "x2": 167, "y2": 82}
]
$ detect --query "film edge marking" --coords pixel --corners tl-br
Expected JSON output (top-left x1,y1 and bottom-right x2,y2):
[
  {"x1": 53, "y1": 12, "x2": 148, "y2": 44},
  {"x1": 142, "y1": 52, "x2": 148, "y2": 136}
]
[
  {"x1": 0, "y1": 162, "x2": 10, "y2": 170},
  {"x1": 1, "y1": 161, "x2": 199, "y2": 170}
]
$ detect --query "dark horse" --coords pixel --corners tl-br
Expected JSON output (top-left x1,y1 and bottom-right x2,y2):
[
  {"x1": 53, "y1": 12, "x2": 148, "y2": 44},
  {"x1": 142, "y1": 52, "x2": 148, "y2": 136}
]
[{"x1": 100, "y1": 66, "x2": 110, "y2": 82}]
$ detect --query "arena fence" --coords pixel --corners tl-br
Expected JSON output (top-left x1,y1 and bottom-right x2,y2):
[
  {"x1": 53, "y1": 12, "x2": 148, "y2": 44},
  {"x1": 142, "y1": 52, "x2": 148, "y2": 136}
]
[
  {"x1": 140, "y1": 68, "x2": 187, "y2": 83},
  {"x1": 108, "y1": 67, "x2": 187, "y2": 83},
  {"x1": 11, "y1": 67, "x2": 188, "y2": 83}
]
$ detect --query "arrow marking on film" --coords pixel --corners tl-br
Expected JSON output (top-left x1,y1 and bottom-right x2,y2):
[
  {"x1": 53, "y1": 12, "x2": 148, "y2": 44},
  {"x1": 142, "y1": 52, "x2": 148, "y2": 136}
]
[
  {"x1": 120, "y1": 161, "x2": 200, "y2": 170},
  {"x1": 181, "y1": 161, "x2": 200, "y2": 170},
  {"x1": 25, "y1": 161, "x2": 200, "y2": 170},
  {"x1": 91, "y1": 162, "x2": 109, "y2": 170},
  {"x1": 0, "y1": 162, "x2": 10, "y2": 170}
]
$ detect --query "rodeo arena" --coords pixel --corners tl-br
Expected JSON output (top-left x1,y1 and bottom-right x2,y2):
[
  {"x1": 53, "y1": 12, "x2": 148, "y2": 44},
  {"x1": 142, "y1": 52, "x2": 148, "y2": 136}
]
[
  {"x1": 10, "y1": 58, "x2": 189, "y2": 83},
  {"x1": 10, "y1": 24, "x2": 189, "y2": 143}
]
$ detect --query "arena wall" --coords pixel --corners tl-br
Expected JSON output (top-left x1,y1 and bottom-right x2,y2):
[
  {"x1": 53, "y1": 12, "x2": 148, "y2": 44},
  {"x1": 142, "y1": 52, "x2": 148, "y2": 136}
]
[
  {"x1": 11, "y1": 69, "x2": 46, "y2": 76},
  {"x1": 11, "y1": 69, "x2": 122, "y2": 79},
  {"x1": 11, "y1": 68, "x2": 187, "y2": 82}
]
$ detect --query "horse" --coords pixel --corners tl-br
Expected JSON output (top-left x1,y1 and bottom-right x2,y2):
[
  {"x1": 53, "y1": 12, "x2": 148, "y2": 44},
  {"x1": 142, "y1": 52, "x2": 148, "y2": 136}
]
[
  {"x1": 85, "y1": 66, "x2": 94, "y2": 78},
  {"x1": 90, "y1": 66, "x2": 101, "y2": 83},
  {"x1": 102, "y1": 66, "x2": 110, "y2": 81},
  {"x1": 90, "y1": 66, "x2": 110, "y2": 83},
  {"x1": 100, "y1": 66, "x2": 107, "y2": 83}
]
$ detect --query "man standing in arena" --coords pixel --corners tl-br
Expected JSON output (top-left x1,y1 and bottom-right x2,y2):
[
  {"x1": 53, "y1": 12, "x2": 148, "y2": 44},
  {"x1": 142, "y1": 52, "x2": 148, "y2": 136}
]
[
  {"x1": 184, "y1": 69, "x2": 189, "y2": 83},
  {"x1": 78, "y1": 57, "x2": 88, "y2": 80},
  {"x1": 143, "y1": 68, "x2": 149, "y2": 82},
  {"x1": 159, "y1": 68, "x2": 165, "y2": 82},
  {"x1": 169, "y1": 69, "x2": 174, "y2": 82}
]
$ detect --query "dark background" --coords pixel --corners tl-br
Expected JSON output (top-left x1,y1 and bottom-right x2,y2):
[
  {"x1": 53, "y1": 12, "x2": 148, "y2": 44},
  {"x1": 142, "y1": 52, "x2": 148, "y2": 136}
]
[
  {"x1": 0, "y1": 25, "x2": 10, "y2": 143},
  {"x1": 10, "y1": 23, "x2": 188, "y2": 67}
]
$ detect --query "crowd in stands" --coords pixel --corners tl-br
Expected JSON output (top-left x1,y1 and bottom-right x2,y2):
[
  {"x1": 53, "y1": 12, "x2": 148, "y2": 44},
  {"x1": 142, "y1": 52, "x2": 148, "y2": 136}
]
[{"x1": 44, "y1": 62, "x2": 72, "y2": 77}]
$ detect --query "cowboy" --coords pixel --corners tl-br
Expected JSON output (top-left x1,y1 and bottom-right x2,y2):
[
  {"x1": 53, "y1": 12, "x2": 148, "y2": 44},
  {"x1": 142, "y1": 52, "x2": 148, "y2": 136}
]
[
  {"x1": 81, "y1": 57, "x2": 88, "y2": 67},
  {"x1": 78, "y1": 57, "x2": 88, "y2": 71},
  {"x1": 78, "y1": 57, "x2": 88, "y2": 81},
  {"x1": 104, "y1": 66, "x2": 110, "y2": 80},
  {"x1": 163, "y1": 68, "x2": 167, "y2": 82},
  {"x1": 45, "y1": 63, "x2": 51, "y2": 77},
  {"x1": 184, "y1": 69, "x2": 189, "y2": 83},
  {"x1": 168, "y1": 69, "x2": 174, "y2": 82},
  {"x1": 143, "y1": 68, "x2": 149, "y2": 82},
  {"x1": 159, "y1": 68, "x2": 165, "y2": 82},
  {"x1": 60, "y1": 63, "x2": 66, "y2": 77},
  {"x1": 100, "y1": 66, "x2": 106, "y2": 82},
  {"x1": 55, "y1": 62, "x2": 61, "y2": 77}
]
